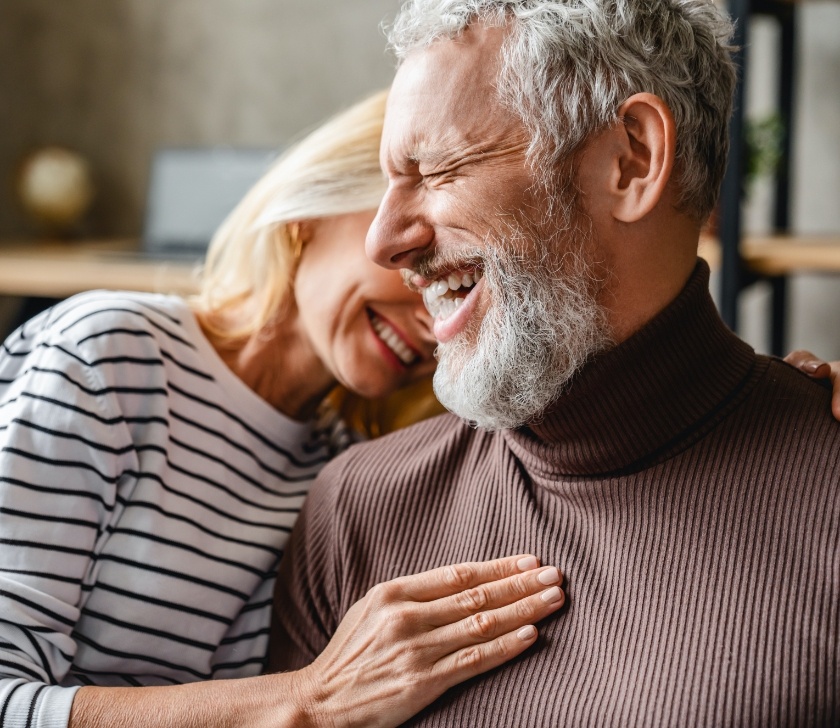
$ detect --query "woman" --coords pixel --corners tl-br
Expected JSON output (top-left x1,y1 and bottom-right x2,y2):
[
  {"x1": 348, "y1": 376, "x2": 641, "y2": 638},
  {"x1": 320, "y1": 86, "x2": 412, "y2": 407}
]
[{"x1": 0, "y1": 91, "x2": 565, "y2": 728}]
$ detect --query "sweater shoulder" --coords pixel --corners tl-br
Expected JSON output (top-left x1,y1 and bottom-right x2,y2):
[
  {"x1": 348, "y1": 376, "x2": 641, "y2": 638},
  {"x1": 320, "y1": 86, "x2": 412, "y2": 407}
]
[
  {"x1": 41, "y1": 290, "x2": 189, "y2": 344},
  {"x1": 313, "y1": 411, "x2": 500, "y2": 512},
  {"x1": 12, "y1": 290, "x2": 191, "y2": 360},
  {"x1": 753, "y1": 354, "x2": 838, "y2": 419},
  {"x1": 728, "y1": 353, "x2": 840, "y2": 470},
  {"x1": 342, "y1": 410, "x2": 493, "y2": 470}
]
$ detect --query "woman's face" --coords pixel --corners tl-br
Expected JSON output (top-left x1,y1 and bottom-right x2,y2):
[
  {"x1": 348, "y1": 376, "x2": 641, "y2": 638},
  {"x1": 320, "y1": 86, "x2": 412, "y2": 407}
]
[{"x1": 294, "y1": 209, "x2": 437, "y2": 399}]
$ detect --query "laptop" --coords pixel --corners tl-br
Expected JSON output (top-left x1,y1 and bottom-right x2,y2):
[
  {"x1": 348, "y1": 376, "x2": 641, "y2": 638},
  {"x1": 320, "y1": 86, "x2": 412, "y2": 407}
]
[{"x1": 137, "y1": 146, "x2": 277, "y2": 261}]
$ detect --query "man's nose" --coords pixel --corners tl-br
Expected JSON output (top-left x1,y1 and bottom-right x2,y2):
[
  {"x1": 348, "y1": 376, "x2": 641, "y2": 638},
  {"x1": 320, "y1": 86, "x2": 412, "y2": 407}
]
[{"x1": 366, "y1": 185, "x2": 434, "y2": 269}]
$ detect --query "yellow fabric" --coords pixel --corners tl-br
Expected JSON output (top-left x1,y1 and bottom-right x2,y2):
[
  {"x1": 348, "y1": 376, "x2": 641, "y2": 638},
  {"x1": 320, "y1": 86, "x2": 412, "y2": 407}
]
[{"x1": 328, "y1": 378, "x2": 445, "y2": 439}]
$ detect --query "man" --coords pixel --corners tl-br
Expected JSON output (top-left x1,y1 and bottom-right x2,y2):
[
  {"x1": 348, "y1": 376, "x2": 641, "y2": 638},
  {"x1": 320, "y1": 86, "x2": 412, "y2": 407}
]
[{"x1": 272, "y1": 1, "x2": 839, "y2": 725}]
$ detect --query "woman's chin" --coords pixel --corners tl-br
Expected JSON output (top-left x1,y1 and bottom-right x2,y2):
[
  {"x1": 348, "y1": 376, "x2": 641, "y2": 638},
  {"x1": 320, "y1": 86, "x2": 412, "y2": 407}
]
[{"x1": 339, "y1": 373, "x2": 395, "y2": 400}]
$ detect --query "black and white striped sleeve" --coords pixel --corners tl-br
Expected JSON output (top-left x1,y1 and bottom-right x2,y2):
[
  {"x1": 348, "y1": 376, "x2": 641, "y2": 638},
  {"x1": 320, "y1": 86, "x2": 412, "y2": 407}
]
[{"x1": 0, "y1": 332, "x2": 137, "y2": 727}]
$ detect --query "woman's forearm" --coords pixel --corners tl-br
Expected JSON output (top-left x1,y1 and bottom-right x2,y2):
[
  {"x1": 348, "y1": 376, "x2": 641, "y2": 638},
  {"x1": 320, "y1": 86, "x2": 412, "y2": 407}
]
[
  {"x1": 71, "y1": 555, "x2": 565, "y2": 728},
  {"x1": 69, "y1": 674, "x2": 312, "y2": 728}
]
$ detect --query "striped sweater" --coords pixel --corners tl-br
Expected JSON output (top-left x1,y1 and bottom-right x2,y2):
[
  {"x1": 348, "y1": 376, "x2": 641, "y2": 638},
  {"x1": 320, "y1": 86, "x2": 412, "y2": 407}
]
[
  {"x1": 0, "y1": 291, "x2": 336, "y2": 728},
  {"x1": 272, "y1": 261, "x2": 840, "y2": 727}
]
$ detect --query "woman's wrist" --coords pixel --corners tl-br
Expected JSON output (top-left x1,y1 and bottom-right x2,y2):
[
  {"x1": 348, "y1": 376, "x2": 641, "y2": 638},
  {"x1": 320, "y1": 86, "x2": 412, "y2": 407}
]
[
  {"x1": 69, "y1": 675, "x2": 320, "y2": 728},
  {"x1": 262, "y1": 668, "x2": 327, "y2": 728}
]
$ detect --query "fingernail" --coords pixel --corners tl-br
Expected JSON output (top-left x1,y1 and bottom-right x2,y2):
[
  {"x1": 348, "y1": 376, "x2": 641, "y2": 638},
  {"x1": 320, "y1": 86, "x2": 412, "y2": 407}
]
[
  {"x1": 540, "y1": 586, "x2": 563, "y2": 604},
  {"x1": 804, "y1": 360, "x2": 822, "y2": 373},
  {"x1": 517, "y1": 625, "x2": 536, "y2": 641},
  {"x1": 538, "y1": 566, "x2": 560, "y2": 585},
  {"x1": 517, "y1": 555, "x2": 539, "y2": 571}
]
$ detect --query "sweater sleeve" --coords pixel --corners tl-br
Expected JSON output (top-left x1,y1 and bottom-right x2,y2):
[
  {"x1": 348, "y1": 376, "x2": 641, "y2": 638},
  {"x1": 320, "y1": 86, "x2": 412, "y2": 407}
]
[
  {"x1": 0, "y1": 331, "x2": 135, "y2": 727},
  {"x1": 268, "y1": 455, "x2": 351, "y2": 673}
]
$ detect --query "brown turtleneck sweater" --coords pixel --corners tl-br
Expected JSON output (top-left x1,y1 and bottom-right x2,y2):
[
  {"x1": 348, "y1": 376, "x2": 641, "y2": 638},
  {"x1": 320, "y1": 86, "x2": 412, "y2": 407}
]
[{"x1": 271, "y1": 261, "x2": 839, "y2": 727}]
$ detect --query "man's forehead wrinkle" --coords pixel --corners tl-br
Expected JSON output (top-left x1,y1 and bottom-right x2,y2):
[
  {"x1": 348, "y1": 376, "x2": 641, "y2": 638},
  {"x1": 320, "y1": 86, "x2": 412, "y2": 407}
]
[
  {"x1": 462, "y1": 138, "x2": 530, "y2": 166},
  {"x1": 383, "y1": 130, "x2": 435, "y2": 176},
  {"x1": 385, "y1": 105, "x2": 466, "y2": 169},
  {"x1": 381, "y1": 18, "x2": 524, "y2": 181},
  {"x1": 380, "y1": 101, "x2": 424, "y2": 174},
  {"x1": 411, "y1": 129, "x2": 471, "y2": 165},
  {"x1": 402, "y1": 93, "x2": 526, "y2": 171}
]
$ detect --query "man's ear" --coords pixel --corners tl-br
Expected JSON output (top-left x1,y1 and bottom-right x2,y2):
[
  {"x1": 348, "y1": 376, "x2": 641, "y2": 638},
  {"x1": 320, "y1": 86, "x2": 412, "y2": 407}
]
[{"x1": 611, "y1": 92, "x2": 676, "y2": 223}]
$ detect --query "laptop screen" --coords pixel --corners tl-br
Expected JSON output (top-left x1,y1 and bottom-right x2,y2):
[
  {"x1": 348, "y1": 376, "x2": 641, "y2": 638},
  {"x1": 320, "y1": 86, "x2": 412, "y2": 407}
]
[{"x1": 142, "y1": 147, "x2": 277, "y2": 258}]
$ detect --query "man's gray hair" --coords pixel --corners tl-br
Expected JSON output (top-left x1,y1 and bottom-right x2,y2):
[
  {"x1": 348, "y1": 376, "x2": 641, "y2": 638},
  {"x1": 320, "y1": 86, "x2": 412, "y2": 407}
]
[{"x1": 386, "y1": 0, "x2": 736, "y2": 222}]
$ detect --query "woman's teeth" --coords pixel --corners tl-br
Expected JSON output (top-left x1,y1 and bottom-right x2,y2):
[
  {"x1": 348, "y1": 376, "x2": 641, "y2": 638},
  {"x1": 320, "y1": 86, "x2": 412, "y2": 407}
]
[
  {"x1": 370, "y1": 313, "x2": 418, "y2": 365},
  {"x1": 423, "y1": 270, "x2": 483, "y2": 320}
]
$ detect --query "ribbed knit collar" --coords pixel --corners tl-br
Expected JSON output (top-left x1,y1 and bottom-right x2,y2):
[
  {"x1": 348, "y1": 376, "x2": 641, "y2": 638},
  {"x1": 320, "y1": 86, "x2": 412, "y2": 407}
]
[{"x1": 503, "y1": 260, "x2": 762, "y2": 477}]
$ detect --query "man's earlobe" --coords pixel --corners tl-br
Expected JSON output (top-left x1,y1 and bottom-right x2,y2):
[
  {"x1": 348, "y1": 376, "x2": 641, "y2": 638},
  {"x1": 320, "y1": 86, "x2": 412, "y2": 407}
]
[{"x1": 612, "y1": 93, "x2": 676, "y2": 223}]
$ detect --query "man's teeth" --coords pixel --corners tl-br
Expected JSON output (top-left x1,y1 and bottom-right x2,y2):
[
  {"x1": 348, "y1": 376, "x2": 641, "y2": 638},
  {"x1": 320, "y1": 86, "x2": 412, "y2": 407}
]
[
  {"x1": 423, "y1": 270, "x2": 483, "y2": 320},
  {"x1": 370, "y1": 314, "x2": 417, "y2": 365},
  {"x1": 429, "y1": 280, "x2": 449, "y2": 297}
]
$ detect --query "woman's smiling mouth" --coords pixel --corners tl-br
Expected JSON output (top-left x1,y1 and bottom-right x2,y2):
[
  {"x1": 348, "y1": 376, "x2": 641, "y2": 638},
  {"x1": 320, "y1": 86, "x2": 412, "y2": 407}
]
[{"x1": 368, "y1": 309, "x2": 421, "y2": 366}]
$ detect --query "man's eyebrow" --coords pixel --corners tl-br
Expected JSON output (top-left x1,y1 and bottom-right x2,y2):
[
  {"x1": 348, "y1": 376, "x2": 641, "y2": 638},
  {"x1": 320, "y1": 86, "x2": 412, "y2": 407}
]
[
  {"x1": 383, "y1": 148, "x2": 441, "y2": 176},
  {"x1": 411, "y1": 149, "x2": 489, "y2": 173},
  {"x1": 407, "y1": 147, "x2": 446, "y2": 167}
]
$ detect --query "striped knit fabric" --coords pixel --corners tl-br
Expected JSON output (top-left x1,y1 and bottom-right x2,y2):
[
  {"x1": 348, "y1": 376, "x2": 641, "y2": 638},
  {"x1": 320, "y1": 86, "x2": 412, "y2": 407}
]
[
  {"x1": 0, "y1": 291, "x2": 335, "y2": 728},
  {"x1": 272, "y1": 261, "x2": 840, "y2": 727}
]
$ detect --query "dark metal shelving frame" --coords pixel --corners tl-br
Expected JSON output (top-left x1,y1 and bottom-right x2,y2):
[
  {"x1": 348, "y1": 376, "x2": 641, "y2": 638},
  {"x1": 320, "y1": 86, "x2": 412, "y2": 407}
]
[{"x1": 720, "y1": 0, "x2": 797, "y2": 355}]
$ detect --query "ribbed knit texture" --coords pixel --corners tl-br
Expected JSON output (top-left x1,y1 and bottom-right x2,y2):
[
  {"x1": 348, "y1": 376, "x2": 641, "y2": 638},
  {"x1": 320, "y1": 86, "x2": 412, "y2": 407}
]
[{"x1": 271, "y1": 261, "x2": 840, "y2": 727}]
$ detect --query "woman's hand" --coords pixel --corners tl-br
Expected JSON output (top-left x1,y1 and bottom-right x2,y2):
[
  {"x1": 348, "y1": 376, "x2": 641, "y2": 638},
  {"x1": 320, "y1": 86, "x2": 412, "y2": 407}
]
[
  {"x1": 784, "y1": 350, "x2": 840, "y2": 420},
  {"x1": 291, "y1": 554, "x2": 564, "y2": 728},
  {"x1": 70, "y1": 555, "x2": 562, "y2": 728}
]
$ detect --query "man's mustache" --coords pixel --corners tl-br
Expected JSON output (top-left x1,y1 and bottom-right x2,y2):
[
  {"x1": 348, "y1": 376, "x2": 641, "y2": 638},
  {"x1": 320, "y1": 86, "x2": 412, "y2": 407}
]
[{"x1": 401, "y1": 247, "x2": 487, "y2": 289}]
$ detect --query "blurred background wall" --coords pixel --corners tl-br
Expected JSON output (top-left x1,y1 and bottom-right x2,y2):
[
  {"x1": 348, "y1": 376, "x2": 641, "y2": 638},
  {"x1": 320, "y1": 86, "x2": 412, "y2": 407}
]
[
  {"x1": 0, "y1": 0, "x2": 838, "y2": 357},
  {"x1": 0, "y1": 0, "x2": 401, "y2": 238}
]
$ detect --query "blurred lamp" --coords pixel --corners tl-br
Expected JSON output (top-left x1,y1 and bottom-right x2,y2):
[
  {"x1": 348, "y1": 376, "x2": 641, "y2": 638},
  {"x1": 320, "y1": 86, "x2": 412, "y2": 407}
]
[{"x1": 17, "y1": 146, "x2": 95, "y2": 235}]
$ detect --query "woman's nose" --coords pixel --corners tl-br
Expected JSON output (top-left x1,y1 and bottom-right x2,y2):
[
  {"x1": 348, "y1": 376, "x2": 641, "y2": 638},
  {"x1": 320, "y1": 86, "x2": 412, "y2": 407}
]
[{"x1": 366, "y1": 185, "x2": 434, "y2": 270}]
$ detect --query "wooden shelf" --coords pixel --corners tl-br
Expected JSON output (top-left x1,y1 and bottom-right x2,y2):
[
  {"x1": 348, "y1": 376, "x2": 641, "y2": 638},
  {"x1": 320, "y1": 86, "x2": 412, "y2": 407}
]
[
  {"x1": 700, "y1": 233, "x2": 840, "y2": 276},
  {"x1": 740, "y1": 234, "x2": 840, "y2": 275},
  {"x1": 2, "y1": 234, "x2": 836, "y2": 302},
  {"x1": 0, "y1": 239, "x2": 201, "y2": 298}
]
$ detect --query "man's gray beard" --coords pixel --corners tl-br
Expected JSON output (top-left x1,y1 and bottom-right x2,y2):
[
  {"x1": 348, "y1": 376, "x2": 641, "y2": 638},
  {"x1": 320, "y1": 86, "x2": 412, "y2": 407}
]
[{"x1": 432, "y1": 223, "x2": 611, "y2": 431}]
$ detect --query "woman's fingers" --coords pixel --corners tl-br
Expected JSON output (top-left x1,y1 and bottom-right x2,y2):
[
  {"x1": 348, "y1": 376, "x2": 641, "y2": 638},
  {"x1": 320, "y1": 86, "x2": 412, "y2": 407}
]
[
  {"x1": 385, "y1": 554, "x2": 543, "y2": 602},
  {"x1": 784, "y1": 349, "x2": 840, "y2": 420},
  {"x1": 784, "y1": 349, "x2": 831, "y2": 377},
  {"x1": 428, "y1": 581, "x2": 566, "y2": 692},
  {"x1": 432, "y1": 622, "x2": 543, "y2": 691},
  {"x1": 424, "y1": 565, "x2": 563, "y2": 627},
  {"x1": 430, "y1": 581, "x2": 564, "y2": 653},
  {"x1": 367, "y1": 557, "x2": 564, "y2": 651}
]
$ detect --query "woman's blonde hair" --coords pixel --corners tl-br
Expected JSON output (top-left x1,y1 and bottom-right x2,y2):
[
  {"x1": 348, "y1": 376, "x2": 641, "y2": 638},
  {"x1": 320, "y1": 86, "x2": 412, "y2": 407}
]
[
  {"x1": 193, "y1": 89, "x2": 389, "y2": 341},
  {"x1": 192, "y1": 89, "x2": 445, "y2": 435}
]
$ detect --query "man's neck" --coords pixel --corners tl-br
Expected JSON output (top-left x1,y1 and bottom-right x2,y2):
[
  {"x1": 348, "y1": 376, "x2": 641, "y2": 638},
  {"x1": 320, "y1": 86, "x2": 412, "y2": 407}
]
[
  {"x1": 598, "y1": 213, "x2": 701, "y2": 343},
  {"x1": 509, "y1": 260, "x2": 758, "y2": 476}
]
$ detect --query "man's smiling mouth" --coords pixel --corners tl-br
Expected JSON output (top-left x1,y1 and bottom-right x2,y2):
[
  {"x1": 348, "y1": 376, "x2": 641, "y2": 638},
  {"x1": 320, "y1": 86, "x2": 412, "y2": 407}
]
[{"x1": 421, "y1": 268, "x2": 484, "y2": 320}]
